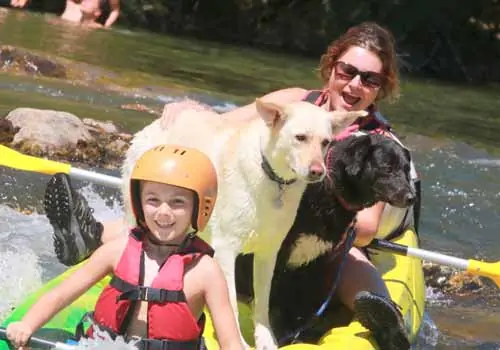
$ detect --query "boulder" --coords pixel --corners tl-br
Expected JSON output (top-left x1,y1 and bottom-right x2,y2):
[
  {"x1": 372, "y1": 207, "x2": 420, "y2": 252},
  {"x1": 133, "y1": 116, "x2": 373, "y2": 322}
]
[
  {"x1": 0, "y1": 46, "x2": 66, "y2": 78},
  {"x1": 83, "y1": 118, "x2": 120, "y2": 134},
  {"x1": 0, "y1": 117, "x2": 17, "y2": 144},
  {"x1": 6, "y1": 108, "x2": 93, "y2": 153}
]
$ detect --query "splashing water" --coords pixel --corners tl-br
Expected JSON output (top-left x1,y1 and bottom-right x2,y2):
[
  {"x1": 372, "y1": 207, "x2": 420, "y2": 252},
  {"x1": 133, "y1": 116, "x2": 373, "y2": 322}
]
[
  {"x1": 78, "y1": 184, "x2": 124, "y2": 223},
  {"x1": 70, "y1": 326, "x2": 139, "y2": 350},
  {"x1": 0, "y1": 206, "x2": 44, "y2": 320},
  {"x1": 0, "y1": 179, "x2": 124, "y2": 322},
  {"x1": 425, "y1": 287, "x2": 452, "y2": 307},
  {"x1": 415, "y1": 313, "x2": 440, "y2": 349}
]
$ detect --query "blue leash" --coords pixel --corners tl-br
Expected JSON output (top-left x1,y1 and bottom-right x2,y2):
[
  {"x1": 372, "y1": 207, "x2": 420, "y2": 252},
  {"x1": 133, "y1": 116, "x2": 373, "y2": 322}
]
[{"x1": 278, "y1": 222, "x2": 357, "y2": 346}]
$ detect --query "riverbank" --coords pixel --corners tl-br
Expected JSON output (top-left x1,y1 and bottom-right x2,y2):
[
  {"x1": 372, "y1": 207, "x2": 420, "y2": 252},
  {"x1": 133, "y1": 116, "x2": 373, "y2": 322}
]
[{"x1": 1, "y1": 40, "x2": 499, "y2": 156}]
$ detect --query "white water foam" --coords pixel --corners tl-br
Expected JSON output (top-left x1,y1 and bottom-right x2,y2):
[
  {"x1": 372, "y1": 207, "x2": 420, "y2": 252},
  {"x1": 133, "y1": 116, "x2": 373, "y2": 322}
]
[
  {"x1": 78, "y1": 184, "x2": 124, "y2": 223},
  {"x1": 468, "y1": 158, "x2": 500, "y2": 167},
  {"x1": 0, "y1": 205, "x2": 45, "y2": 320},
  {"x1": 0, "y1": 187, "x2": 140, "y2": 348},
  {"x1": 425, "y1": 286, "x2": 452, "y2": 306},
  {"x1": 68, "y1": 326, "x2": 138, "y2": 350},
  {"x1": 0, "y1": 184, "x2": 123, "y2": 321},
  {"x1": 156, "y1": 94, "x2": 238, "y2": 114},
  {"x1": 415, "y1": 312, "x2": 440, "y2": 349}
]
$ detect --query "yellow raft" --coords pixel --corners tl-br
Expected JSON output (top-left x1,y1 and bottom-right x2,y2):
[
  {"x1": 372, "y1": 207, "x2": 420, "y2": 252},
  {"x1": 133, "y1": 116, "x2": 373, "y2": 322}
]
[
  {"x1": 0, "y1": 229, "x2": 425, "y2": 350},
  {"x1": 203, "y1": 228, "x2": 426, "y2": 349}
]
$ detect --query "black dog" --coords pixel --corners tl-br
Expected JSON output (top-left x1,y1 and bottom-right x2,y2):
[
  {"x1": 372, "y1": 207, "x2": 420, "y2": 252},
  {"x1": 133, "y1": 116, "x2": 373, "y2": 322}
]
[{"x1": 235, "y1": 133, "x2": 416, "y2": 343}]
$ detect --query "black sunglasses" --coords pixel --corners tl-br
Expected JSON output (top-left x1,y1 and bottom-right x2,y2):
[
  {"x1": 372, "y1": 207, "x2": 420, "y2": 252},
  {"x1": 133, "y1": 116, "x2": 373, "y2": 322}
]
[{"x1": 333, "y1": 61, "x2": 386, "y2": 89}]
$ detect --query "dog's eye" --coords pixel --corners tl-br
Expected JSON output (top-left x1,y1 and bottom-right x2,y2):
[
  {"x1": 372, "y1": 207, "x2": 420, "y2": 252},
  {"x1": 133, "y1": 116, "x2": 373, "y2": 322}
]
[
  {"x1": 321, "y1": 139, "x2": 330, "y2": 148},
  {"x1": 295, "y1": 134, "x2": 307, "y2": 142}
]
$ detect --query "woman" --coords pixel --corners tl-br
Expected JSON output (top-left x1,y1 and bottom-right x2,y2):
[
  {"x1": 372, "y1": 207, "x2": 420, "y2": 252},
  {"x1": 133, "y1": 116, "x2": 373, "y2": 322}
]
[{"x1": 44, "y1": 22, "x2": 418, "y2": 349}]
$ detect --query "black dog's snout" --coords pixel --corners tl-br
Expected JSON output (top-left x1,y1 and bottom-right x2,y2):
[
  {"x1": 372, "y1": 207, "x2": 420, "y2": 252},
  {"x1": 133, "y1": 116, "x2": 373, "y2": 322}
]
[
  {"x1": 389, "y1": 187, "x2": 416, "y2": 208},
  {"x1": 403, "y1": 192, "x2": 416, "y2": 206}
]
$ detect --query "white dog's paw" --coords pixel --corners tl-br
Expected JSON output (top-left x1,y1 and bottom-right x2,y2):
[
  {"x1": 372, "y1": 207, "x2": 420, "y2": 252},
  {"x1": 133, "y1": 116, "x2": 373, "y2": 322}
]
[{"x1": 254, "y1": 324, "x2": 278, "y2": 350}]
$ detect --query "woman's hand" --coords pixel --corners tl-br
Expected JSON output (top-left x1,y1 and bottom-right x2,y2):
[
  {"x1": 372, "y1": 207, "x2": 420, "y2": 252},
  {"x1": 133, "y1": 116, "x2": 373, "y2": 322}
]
[
  {"x1": 6, "y1": 321, "x2": 33, "y2": 349},
  {"x1": 354, "y1": 202, "x2": 385, "y2": 247}
]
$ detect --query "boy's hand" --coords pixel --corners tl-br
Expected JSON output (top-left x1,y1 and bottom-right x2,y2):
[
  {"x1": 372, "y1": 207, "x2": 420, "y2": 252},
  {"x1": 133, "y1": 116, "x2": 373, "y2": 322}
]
[{"x1": 6, "y1": 321, "x2": 33, "y2": 349}]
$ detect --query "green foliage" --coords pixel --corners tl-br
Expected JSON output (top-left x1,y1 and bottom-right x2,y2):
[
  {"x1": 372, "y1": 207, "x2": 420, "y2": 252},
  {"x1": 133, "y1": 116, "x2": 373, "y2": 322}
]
[{"x1": 30, "y1": 0, "x2": 500, "y2": 82}]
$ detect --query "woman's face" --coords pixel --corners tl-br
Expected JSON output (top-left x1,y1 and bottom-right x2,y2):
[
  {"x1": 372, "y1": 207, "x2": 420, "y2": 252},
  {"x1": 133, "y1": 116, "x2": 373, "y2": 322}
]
[{"x1": 327, "y1": 46, "x2": 385, "y2": 112}]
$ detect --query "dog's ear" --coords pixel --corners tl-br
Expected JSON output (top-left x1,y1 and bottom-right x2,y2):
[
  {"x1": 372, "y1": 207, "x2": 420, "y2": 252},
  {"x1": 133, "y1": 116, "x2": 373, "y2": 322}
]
[
  {"x1": 330, "y1": 110, "x2": 368, "y2": 135},
  {"x1": 403, "y1": 147, "x2": 411, "y2": 161},
  {"x1": 344, "y1": 135, "x2": 372, "y2": 176},
  {"x1": 255, "y1": 98, "x2": 287, "y2": 128}
]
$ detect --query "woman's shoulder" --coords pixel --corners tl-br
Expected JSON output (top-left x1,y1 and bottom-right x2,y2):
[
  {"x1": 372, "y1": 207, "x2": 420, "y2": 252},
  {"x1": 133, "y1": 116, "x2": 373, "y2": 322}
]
[{"x1": 261, "y1": 87, "x2": 310, "y2": 104}]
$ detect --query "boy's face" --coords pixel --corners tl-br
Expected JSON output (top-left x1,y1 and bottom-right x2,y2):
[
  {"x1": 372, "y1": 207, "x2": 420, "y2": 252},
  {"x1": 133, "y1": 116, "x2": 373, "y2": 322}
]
[{"x1": 140, "y1": 181, "x2": 194, "y2": 244}]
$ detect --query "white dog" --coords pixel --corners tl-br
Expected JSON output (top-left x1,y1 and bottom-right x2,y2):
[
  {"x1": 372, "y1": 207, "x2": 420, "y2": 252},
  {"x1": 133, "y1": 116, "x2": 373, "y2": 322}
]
[{"x1": 121, "y1": 98, "x2": 365, "y2": 349}]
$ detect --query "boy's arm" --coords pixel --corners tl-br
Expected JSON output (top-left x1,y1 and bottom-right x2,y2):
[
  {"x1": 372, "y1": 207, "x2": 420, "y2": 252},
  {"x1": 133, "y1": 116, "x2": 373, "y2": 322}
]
[
  {"x1": 203, "y1": 256, "x2": 244, "y2": 350},
  {"x1": 21, "y1": 239, "x2": 120, "y2": 333}
]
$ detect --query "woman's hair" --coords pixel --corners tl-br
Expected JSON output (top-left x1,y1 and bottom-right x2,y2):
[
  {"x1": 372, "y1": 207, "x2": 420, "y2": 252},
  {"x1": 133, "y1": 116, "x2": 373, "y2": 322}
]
[{"x1": 319, "y1": 22, "x2": 400, "y2": 102}]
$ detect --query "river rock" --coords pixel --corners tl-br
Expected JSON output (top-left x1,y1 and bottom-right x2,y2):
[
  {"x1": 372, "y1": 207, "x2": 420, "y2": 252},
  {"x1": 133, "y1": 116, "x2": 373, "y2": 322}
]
[
  {"x1": 0, "y1": 117, "x2": 17, "y2": 144},
  {"x1": 0, "y1": 46, "x2": 66, "y2": 78},
  {"x1": 120, "y1": 103, "x2": 159, "y2": 115},
  {"x1": 423, "y1": 262, "x2": 486, "y2": 296},
  {"x1": 83, "y1": 118, "x2": 120, "y2": 134},
  {"x1": 106, "y1": 139, "x2": 129, "y2": 158},
  {"x1": 6, "y1": 108, "x2": 93, "y2": 153},
  {"x1": 2, "y1": 107, "x2": 132, "y2": 169}
]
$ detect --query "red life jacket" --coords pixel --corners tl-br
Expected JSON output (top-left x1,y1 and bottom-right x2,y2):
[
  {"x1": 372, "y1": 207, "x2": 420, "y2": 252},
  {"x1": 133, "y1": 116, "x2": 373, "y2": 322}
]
[{"x1": 91, "y1": 228, "x2": 214, "y2": 349}]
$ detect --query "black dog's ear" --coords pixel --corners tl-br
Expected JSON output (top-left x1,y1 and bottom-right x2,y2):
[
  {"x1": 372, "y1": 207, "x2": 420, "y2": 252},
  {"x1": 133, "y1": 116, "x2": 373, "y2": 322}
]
[
  {"x1": 403, "y1": 147, "x2": 411, "y2": 161},
  {"x1": 344, "y1": 136, "x2": 372, "y2": 176}
]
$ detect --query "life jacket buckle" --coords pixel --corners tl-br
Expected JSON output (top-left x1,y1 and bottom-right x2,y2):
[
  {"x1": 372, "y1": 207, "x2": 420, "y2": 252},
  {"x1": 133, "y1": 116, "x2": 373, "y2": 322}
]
[{"x1": 141, "y1": 287, "x2": 150, "y2": 301}]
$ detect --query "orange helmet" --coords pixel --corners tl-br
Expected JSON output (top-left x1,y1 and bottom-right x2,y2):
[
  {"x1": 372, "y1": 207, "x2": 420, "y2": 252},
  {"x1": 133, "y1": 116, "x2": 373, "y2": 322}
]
[{"x1": 130, "y1": 144, "x2": 218, "y2": 232}]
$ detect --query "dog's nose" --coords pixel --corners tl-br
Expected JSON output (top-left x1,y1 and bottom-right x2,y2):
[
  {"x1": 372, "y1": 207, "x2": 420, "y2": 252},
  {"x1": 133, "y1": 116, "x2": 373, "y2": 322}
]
[
  {"x1": 403, "y1": 192, "x2": 416, "y2": 206},
  {"x1": 308, "y1": 163, "x2": 325, "y2": 181}
]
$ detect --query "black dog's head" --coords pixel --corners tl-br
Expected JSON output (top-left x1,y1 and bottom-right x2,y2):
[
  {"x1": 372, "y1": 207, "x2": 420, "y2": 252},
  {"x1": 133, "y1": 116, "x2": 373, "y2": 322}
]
[{"x1": 326, "y1": 133, "x2": 416, "y2": 210}]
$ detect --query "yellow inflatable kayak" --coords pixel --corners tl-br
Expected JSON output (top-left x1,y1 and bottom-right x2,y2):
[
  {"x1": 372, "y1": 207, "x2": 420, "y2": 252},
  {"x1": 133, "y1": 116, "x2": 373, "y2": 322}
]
[
  {"x1": 0, "y1": 229, "x2": 424, "y2": 350},
  {"x1": 203, "y1": 228, "x2": 425, "y2": 349}
]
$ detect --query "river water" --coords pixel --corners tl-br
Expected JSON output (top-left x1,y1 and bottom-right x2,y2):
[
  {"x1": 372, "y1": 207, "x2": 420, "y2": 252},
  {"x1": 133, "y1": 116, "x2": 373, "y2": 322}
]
[{"x1": 1, "y1": 7, "x2": 500, "y2": 350}]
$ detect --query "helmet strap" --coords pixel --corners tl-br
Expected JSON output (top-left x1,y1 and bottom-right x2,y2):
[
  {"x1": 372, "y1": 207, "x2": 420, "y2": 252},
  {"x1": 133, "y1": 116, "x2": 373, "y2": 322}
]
[{"x1": 177, "y1": 231, "x2": 197, "y2": 252}]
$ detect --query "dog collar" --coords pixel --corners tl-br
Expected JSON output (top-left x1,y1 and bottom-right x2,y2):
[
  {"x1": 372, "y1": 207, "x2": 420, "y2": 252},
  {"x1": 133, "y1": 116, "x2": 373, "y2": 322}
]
[
  {"x1": 261, "y1": 154, "x2": 297, "y2": 186},
  {"x1": 336, "y1": 193, "x2": 364, "y2": 212}
]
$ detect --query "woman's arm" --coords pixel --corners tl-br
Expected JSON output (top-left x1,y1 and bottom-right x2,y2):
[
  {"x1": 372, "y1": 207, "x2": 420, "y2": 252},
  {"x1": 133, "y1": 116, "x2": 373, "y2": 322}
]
[
  {"x1": 220, "y1": 87, "x2": 309, "y2": 122},
  {"x1": 103, "y1": 0, "x2": 120, "y2": 27},
  {"x1": 7, "y1": 240, "x2": 121, "y2": 346},
  {"x1": 202, "y1": 257, "x2": 244, "y2": 350},
  {"x1": 353, "y1": 202, "x2": 385, "y2": 247}
]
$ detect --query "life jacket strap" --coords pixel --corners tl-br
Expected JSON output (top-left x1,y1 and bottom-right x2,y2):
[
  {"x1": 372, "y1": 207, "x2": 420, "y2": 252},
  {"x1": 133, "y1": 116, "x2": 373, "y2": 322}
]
[
  {"x1": 135, "y1": 337, "x2": 203, "y2": 350},
  {"x1": 111, "y1": 275, "x2": 187, "y2": 303}
]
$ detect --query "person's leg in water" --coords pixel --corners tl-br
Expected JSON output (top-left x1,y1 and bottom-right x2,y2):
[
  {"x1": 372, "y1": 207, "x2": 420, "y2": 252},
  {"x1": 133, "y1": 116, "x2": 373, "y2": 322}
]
[
  {"x1": 43, "y1": 173, "x2": 123, "y2": 265},
  {"x1": 337, "y1": 247, "x2": 410, "y2": 350}
]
